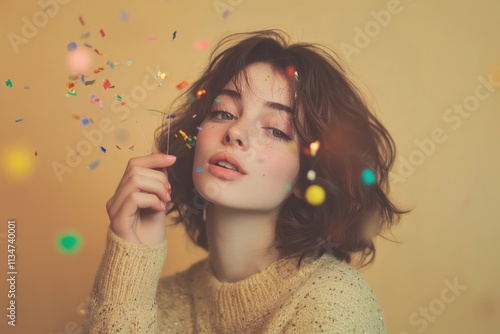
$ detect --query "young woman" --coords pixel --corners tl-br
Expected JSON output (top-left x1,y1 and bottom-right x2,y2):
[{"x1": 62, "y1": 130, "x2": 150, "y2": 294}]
[{"x1": 83, "y1": 29, "x2": 406, "y2": 333}]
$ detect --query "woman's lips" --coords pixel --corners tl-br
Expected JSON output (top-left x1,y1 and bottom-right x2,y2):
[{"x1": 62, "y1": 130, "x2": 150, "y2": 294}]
[
  {"x1": 207, "y1": 152, "x2": 247, "y2": 180},
  {"x1": 207, "y1": 163, "x2": 245, "y2": 180}
]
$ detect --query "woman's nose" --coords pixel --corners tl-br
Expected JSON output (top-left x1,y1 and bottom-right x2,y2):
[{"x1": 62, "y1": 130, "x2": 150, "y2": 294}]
[{"x1": 223, "y1": 121, "x2": 249, "y2": 149}]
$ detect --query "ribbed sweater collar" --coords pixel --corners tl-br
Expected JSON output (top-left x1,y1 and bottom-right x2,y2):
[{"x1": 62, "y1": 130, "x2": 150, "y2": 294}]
[{"x1": 192, "y1": 254, "x2": 323, "y2": 331}]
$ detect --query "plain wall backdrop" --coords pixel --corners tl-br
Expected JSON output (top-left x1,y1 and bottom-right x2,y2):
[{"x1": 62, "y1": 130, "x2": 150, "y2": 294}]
[{"x1": 1, "y1": 0, "x2": 499, "y2": 333}]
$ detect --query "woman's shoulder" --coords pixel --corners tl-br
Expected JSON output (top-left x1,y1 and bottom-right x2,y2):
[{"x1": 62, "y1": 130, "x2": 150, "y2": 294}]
[{"x1": 294, "y1": 253, "x2": 386, "y2": 331}]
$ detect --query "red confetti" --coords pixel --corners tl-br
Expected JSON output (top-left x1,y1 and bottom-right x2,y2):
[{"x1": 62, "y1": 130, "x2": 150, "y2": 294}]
[
  {"x1": 79, "y1": 16, "x2": 85, "y2": 26},
  {"x1": 176, "y1": 81, "x2": 188, "y2": 90},
  {"x1": 103, "y1": 79, "x2": 111, "y2": 90},
  {"x1": 93, "y1": 67, "x2": 104, "y2": 74},
  {"x1": 128, "y1": 145, "x2": 135, "y2": 150},
  {"x1": 196, "y1": 89, "x2": 207, "y2": 99},
  {"x1": 100, "y1": 29, "x2": 105, "y2": 38}
]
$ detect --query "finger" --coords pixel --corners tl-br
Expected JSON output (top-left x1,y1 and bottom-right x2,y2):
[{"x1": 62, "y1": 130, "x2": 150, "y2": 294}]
[
  {"x1": 111, "y1": 192, "x2": 166, "y2": 229},
  {"x1": 126, "y1": 153, "x2": 177, "y2": 172},
  {"x1": 120, "y1": 165, "x2": 170, "y2": 190},
  {"x1": 108, "y1": 175, "x2": 170, "y2": 219}
]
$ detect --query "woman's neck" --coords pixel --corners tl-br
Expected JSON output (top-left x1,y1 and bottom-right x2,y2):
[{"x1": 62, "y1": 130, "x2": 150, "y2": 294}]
[{"x1": 205, "y1": 203, "x2": 282, "y2": 283}]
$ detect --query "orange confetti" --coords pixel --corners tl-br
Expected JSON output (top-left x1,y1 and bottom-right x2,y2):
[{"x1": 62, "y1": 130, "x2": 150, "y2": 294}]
[
  {"x1": 196, "y1": 89, "x2": 207, "y2": 99},
  {"x1": 93, "y1": 67, "x2": 104, "y2": 74},
  {"x1": 176, "y1": 81, "x2": 188, "y2": 90}
]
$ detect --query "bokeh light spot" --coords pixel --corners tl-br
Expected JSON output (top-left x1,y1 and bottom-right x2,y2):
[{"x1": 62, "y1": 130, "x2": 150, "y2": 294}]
[
  {"x1": 1, "y1": 145, "x2": 35, "y2": 180},
  {"x1": 305, "y1": 184, "x2": 326, "y2": 206},
  {"x1": 361, "y1": 168, "x2": 376, "y2": 186},
  {"x1": 56, "y1": 232, "x2": 82, "y2": 255}
]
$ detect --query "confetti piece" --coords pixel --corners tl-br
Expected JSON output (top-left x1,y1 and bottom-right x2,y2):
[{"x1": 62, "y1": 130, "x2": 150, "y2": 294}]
[
  {"x1": 196, "y1": 126, "x2": 203, "y2": 131},
  {"x1": 116, "y1": 145, "x2": 121, "y2": 150},
  {"x1": 166, "y1": 114, "x2": 176, "y2": 119},
  {"x1": 120, "y1": 10, "x2": 129, "y2": 22},
  {"x1": 81, "y1": 118, "x2": 90, "y2": 126},
  {"x1": 15, "y1": 118, "x2": 23, "y2": 123},
  {"x1": 285, "y1": 183, "x2": 292, "y2": 192},
  {"x1": 176, "y1": 80, "x2": 188, "y2": 90},
  {"x1": 100, "y1": 146, "x2": 107, "y2": 153},
  {"x1": 187, "y1": 93, "x2": 196, "y2": 102},
  {"x1": 34, "y1": 151, "x2": 38, "y2": 156},
  {"x1": 87, "y1": 159, "x2": 100, "y2": 170},
  {"x1": 307, "y1": 170, "x2": 316, "y2": 181},
  {"x1": 194, "y1": 40, "x2": 210, "y2": 50},
  {"x1": 128, "y1": 145, "x2": 135, "y2": 150},
  {"x1": 84, "y1": 79, "x2": 96, "y2": 86},
  {"x1": 172, "y1": 30, "x2": 177, "y2": 40},
  {"x1": 214, "y1": 98, "x2": 222, "y2": 103},
  {"x1": 67, "y1": 42, "x2": 77, "y2": 51},
  {"x1": 103, "y1": 79, "x2": 112, "y2": 90},
  {"x1": 309, "y1": 141, "x2": 320, "y2": 157},
  {"x1": 125, "y1": 60, "x2": 132, "y2": 66},
  {"x1": 79, "y1": 16, "x2": 85, "y2": 26},
  {"x1": 72, "y1": 114, "x2": 80, "y2": 120},
  {"x1": 81, "y1": 75, "x2": 85, "y2": 83},
  {"x1": 117, "y1": 95, "x2": 122, "y2": 102},
  {"x1": 106, "y1": 60, "x2": 115, "y2": 70},
  {"x1": 84, "y1": 43, "x2": 93, "y2": 48},
  {"x1": 67, "y1": 90, "x2": 77, "y2": 97},
  {"x1": 361, "y1": 168, "x2": 376, "y2": 186},
  {"x1": 66, "y1": 82, "x2": 75, "y2": 91},
  {"x1": 81, "y1": 32, "x2": 90, "y2": 39},
  {"x1": 196, "y1": 167, "x2": 204, "y2": 172},
  {"x1": 5, "y1": 79, "x2": 13, "y2": 88},
  {"x1": 196, "y1": 89, "x2": 207, "y2": 99},
  {"x1": 305, "y1": 184, "x2": 326, "y2": 206},
  {"x1": 93, "y1": 67, "x2": 104, "y2": 74},
  {"x1": 99, "y1": 29, "x2": 106, "y2": 38}
]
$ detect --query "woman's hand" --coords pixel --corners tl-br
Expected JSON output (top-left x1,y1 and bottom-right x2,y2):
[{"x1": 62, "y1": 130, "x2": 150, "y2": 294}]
[{"x1": 106, "y1": 153, "x2": 177, "y2": 246}]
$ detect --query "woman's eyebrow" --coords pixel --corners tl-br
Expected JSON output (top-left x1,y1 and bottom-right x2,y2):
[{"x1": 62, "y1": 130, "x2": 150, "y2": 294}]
[{"x1": 218, "y1": 89, "x2": 293, "y2": 114}]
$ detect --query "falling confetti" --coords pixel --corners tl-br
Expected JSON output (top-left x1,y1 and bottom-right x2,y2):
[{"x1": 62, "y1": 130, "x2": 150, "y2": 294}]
[
  {"x1": 361, "y1": 168, "x2": 376, "y2": 186},
  {"x1": 93, "y1": 67, "x2": 104, "y2": 74},
  {"x1": 81, "y1": 32, "x2": 90, "y2": 39},
  {"x1": 309, "y1": 141, "x2": 320, "y2": 157},
  {"x1": 81, "y1": 118, "x2": 90, "y2": 126},
  {"x1": 5, "y1": 79, "x2": 13, "y2": 88},
  {"x1": 214, "y1": 98, "x2": 222, "y2": 103},
  {"x1": 196, "y1": 167, "x2": 204, "y2": 172},
  {"x1": 172, "y1": 30, "x2": 177, "y2": 40},
  {"x1": 106, "y1": 60, "x2": 115, "y2": 70},
  {"x1": 196, "y1": 89, "x2": 207, "y2": 99},
  {"x1": 67, "y1": 42, "x2": 77, "y2": 51},
  {"x1": 305, "y1": 184, "x2": 326, "y2": 206},
  {"x1": 15, "y1": 118, "x2": 23, "y2": 123},
  {"x1": 84, "y1": 79, "x2": 96, "y2": 86},
  {"x1": 87, "y1": 159, "x2": 100, "y2": 170},
  {"x1": 307, "y1": 170, "x2": 316, "y2": 181},
  {"x1": 103, "y1": 79, "x2": 112, "y2": 90},
  {"x1": 116, "y1": 145, "x2": 121, "y2": 150},
  {"x1": 79, "y1": 16, "x2": 85, "y2": 26},
  {"x1": 67, "y1": 90, "x2": 77, "y2": 97},
  {"x1": 99, "y1": 29, "x2": 106, "y2": 38},
  {"x1": 176, "y1": 81, "x2": 188, "y2": 90},
  {"x1": 100, "y1": 146, "x2": 107, "y2": 153},
  {"x1": 194, "y1": 40, "x2": 210, "y2": 50},
  {"x1": 120, "y1": 10, "x2": 129, "y2": 22},
  {"x1": 128, "y1": 145, "x2": 135, "y2": 150}
]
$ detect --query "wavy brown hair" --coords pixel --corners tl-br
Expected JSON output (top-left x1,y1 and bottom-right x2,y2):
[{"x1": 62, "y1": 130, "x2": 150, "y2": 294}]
[{"x1": 155, "y1": 29, "x2": 408, "y2": 269}]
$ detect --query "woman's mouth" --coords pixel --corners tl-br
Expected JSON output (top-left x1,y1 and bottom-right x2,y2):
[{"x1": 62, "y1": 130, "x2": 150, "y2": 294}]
[{"x1": 207, "y1": 152, "x2": 247, "y2": 180}]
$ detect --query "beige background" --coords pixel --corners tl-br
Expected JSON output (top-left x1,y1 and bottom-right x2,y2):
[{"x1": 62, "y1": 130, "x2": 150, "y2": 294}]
[{"x1": 1, "y1": 0, "x2": 499, "y2": 333}]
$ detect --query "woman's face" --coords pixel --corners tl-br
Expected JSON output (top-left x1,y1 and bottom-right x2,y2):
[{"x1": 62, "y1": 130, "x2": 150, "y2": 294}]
[{"x1": 193, "y1": 62, "x2": 300, "y2": 211}]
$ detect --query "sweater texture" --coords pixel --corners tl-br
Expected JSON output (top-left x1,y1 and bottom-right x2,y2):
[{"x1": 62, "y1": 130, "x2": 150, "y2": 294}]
[{"x1": 83, "y1": 227, "x2": 387, "y2": 333}]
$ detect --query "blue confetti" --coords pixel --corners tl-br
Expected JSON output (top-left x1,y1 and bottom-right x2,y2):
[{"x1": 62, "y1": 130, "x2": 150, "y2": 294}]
[
  {"x1": 361, "y1": 168, "x2": 376, "y2": 186},
  {"x1": 100, "y1": 146, "x2": 107, "y2": 153},
  {"x1": 196, "y1": 167, "x2": 204, "y2": 172},
  {"x1": 87, "y1": 159, "x2": 100, "y2": 170},
  {"x1": 81, "y1": 118, "x2": 90, "y2": 126},
  {"x1": 67, "y1": 42, "x2": 77, "y2": 51}
]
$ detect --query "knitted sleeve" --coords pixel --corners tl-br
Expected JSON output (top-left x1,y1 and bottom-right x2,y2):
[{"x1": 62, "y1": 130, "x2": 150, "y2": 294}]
[{"x1": 82, "y1": 227, "x2": 168, "y2": 333}]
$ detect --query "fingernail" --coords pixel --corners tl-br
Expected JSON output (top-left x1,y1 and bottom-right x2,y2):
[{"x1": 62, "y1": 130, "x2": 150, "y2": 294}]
[
  {"x1": 160, "y1": 202, "x2": 166, "y2": 211},
  {"x1": 163, "y1": 155, "x2": 176, "y2": 161}
]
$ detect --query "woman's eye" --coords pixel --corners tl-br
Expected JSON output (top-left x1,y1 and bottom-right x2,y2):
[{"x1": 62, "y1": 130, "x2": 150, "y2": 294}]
[
  {"x1": 268, "y1": 128, "x2": 291, "y2": 141},
  {"x1": 210, "y1": 110, "x2": 235, "y2": 120}
]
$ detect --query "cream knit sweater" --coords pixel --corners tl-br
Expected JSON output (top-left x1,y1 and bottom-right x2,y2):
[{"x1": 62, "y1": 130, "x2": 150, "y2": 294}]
[{"x1": 83, "y1": 227, "x2": 387, "y2": 333}]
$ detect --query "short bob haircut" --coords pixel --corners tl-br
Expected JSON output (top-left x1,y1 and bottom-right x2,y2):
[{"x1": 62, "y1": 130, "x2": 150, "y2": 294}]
[{"x1": 155, "y1": 29, "x2": 407, "y2": 268}]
